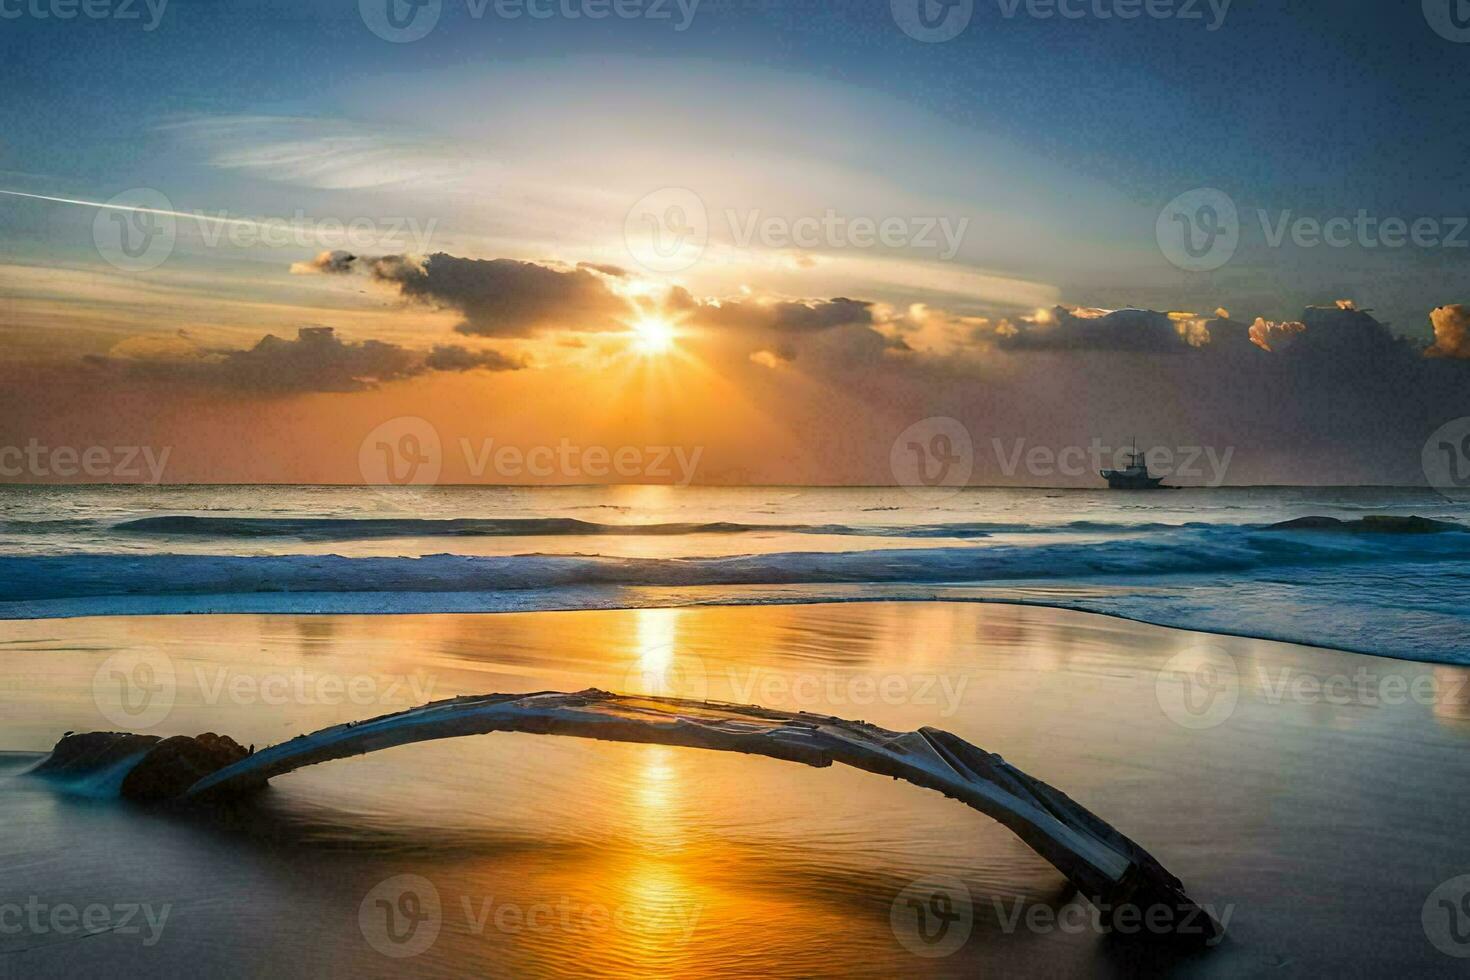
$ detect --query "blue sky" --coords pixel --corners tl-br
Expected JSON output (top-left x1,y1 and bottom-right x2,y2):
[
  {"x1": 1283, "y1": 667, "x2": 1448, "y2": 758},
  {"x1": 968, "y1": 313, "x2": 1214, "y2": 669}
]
[{"x1": 4, "y1": 1, "x2": 1468, "y2": 330}]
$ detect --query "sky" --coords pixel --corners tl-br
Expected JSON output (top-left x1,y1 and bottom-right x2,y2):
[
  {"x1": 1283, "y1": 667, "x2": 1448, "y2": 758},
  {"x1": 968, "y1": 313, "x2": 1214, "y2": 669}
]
[{"x1": 1, "y1": 0, "x2": 1468, "y2": 485}]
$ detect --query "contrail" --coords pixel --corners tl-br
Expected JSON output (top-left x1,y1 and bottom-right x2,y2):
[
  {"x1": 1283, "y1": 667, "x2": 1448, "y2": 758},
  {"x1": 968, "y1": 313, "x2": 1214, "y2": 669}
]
[{"x1": 0, "y1": 188, "x2": 261, "y2": 230}]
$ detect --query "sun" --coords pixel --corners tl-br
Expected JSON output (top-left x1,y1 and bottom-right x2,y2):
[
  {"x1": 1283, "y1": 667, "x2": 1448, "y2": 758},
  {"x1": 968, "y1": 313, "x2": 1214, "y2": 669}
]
[{"x1": 630, "y1": 316, "x2": 677, "y2": 355}]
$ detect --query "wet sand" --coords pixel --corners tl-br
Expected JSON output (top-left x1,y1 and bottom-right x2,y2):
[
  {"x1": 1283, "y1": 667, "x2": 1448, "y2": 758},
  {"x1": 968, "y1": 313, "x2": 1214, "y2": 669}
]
[{"x1": 2, "y1": 602, "x2": 1469, "y2": 977}]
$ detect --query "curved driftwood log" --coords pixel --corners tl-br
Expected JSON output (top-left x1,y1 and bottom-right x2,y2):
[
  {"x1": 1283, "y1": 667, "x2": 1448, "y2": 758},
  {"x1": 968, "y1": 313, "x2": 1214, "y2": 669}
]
[{"x1": 44, "y1": 689, "x2": 1222, "y2": 945}]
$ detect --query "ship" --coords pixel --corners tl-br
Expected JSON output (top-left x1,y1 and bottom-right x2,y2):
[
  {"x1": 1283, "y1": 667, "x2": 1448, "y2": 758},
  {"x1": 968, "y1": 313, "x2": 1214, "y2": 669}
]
[{"x1": 1100, "y1": 440, "x2": 1167, "y2": 489}]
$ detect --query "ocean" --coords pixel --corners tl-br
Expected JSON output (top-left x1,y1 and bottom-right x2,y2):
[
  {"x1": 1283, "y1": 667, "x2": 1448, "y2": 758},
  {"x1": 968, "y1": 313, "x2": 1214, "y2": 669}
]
[
  {"x1": 5, "y1": 486, "x2": 1470, "y2": 976},
  {"x1": 1, "y1": 484, "x2": 1466, "y2": 663}
]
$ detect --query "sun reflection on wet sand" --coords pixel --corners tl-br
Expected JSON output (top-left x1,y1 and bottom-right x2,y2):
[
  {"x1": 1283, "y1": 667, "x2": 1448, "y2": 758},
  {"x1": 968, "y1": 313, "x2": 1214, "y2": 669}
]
[{"x1": 5, "y1": 604, "x2": 1470, "y2": 976}]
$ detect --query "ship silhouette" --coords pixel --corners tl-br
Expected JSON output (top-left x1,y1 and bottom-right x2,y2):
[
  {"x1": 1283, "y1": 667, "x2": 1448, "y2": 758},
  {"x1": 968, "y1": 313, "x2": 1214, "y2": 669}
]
[{"x1": 1100, "y1": 440, "x2": 1166, "y2": 489}]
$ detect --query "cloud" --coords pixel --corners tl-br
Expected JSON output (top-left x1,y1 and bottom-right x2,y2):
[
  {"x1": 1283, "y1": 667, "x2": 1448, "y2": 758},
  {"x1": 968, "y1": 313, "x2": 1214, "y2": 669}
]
[
  {"x1": 991, "y1": 306, "x2": 1219, "y2": 353},
  {"x1": 1427, "y1": 305, "x2": 1470, "y2": 359},
  {"x1": 290, "y1": 249, "x2": 357, "y2": 275},
  {"x1": 367, "y1": 253, "x2": 633, "y2": 337},
  {"x1": 84, "y1": 327, "x2": 525, "y2": 393},
  {"x1": 576, "y1": 262, "x2": 628, "y2": 278},
  {"x1": 687, "y1": 296, "x2": 874, "y2": 334},
  {"x1": 423, "y1": 344, "x2": 528, "y2": 372},
  {"x1": 1248, "y1": 317, "x2": 1306, "y2": 352},
  {"x1": 752, "y1": 345, "x2": 799, "y2": 367},
  {"x1": 164, "y1": 115, "x2": 471, "y2": 190}
]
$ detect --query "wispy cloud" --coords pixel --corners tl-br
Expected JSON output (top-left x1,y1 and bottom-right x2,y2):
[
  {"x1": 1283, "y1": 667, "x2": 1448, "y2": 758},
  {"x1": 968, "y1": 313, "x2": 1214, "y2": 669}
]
[{"x1": 162, "y1": 116, "x2": 476, "y2": 190}]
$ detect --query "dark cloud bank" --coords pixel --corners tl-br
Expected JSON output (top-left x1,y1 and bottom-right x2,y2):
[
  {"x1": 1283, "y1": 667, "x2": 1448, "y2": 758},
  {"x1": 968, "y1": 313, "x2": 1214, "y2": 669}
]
[
  {"x1": 86, "y1": 327, "x2": 525, "y2": 394},
  {"x1": 89, "y1": 249, "x2": 1470, "y2": 483}
]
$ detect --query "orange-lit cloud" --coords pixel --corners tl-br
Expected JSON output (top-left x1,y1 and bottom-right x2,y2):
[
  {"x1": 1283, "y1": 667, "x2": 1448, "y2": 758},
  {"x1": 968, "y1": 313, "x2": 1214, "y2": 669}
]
[{"x1": 1427, "y1": 304, "x2": 1470, "y2": 359}]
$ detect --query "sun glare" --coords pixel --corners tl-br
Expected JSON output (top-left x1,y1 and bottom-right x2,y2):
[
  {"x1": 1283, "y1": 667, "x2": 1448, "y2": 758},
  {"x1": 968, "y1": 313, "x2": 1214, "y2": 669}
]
[{"x1": 630, "y1": 317, "x2": 677, "y2": 355}]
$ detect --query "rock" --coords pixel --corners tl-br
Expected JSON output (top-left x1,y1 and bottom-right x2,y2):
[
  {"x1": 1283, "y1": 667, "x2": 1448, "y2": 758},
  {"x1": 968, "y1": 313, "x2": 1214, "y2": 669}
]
[
  {"x1": 118, "y1": 733, "x2": 252, "y2": 802},
  {"x1": 32, "y1": 731, "x2": 162, "y2": 777}
]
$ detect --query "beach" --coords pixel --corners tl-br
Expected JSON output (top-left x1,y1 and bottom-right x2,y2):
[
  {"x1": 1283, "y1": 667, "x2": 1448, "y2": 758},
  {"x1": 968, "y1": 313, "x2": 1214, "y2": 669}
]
[{"x1": 4, "y1": 601, "x2": 1469, "y2": 976}]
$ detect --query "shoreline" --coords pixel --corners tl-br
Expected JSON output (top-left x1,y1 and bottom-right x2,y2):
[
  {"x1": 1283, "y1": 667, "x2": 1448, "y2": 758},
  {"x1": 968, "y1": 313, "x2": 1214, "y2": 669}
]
[{"x1": 0, "y1": 587, "x2": 1459, "y2": 670}]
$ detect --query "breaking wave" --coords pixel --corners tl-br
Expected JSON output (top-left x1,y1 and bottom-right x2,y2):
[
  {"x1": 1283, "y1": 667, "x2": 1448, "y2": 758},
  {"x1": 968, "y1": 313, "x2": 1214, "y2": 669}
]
[{"x1": 2, "y1": 522, "x2": 1463, "y2": 601}]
